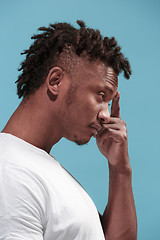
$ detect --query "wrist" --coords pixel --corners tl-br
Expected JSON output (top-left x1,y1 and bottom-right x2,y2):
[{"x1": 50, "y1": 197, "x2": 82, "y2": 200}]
[{"x1": 108, "y1": 162, "x2": 132, "y2": 177}]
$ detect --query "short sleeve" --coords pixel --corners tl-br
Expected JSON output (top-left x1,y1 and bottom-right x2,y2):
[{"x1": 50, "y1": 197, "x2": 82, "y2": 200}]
[{"x1": 0, "y1": 162, "x2": 48, "y2": 240}]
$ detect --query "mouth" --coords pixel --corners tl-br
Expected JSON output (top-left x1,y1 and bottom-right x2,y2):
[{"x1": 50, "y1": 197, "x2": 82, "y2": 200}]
[
  {"x1": 89, "y1": 124, "x2": 102, "y2": 138},
  {"x1": 91, "y1": 128, "x2": 98, "y2": 138}
]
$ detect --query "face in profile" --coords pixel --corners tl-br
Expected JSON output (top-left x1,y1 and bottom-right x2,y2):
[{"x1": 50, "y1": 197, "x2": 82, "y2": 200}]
[{"x1": 58, "y1": 60, "x2": 118, "y2": 145}]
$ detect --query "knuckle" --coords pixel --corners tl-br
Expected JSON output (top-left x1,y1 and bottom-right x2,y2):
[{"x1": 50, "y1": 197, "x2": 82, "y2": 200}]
[
  {"x1": 123, "y1": 131, "x2": 127, "y2": 141},
  {"x1": 119, "y1": 130, "x2": 127, "y2": 142},
  {"x1": 121, "y1": 120, "x2": 126, "y2": 126},
  {"x1": 123, "y1": 125, "x2": 127, "y2": 132},
  {"x1": 124, "y1": 133, "x2": 127, "y2": 140}
]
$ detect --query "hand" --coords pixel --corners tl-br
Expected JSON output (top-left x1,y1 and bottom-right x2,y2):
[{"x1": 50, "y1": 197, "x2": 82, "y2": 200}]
[{"x1": 96, "y1": 91, "x2": 131, "y2": 173}]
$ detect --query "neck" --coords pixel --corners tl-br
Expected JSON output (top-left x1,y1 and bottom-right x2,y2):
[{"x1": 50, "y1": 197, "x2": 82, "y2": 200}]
[{"x1": 1, "y1": 93, "x2": 62, "y2": 153}]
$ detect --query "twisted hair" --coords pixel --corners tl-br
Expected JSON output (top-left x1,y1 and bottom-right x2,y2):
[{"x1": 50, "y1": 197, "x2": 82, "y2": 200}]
[{"x1": 16, "y1": 20, "x2": 131, "y2": 98}]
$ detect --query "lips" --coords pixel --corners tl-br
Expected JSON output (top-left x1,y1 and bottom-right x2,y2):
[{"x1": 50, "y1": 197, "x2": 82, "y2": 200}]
[
  {"x1": 92, "y1": 127, "x2": 98, "y2": 137},
  {"x1": 90, "y1": 124, "x2": 102, "y2": 137}
]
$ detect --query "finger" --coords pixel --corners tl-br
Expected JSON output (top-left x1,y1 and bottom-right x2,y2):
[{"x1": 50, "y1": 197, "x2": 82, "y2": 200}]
[
  {"x1": 111, "y1": 91, "x2": 120, "y2": 118},
  {"x1": 100, "y1": 118, "x2": 125, "y2": 133},
  {"x1": 97, "y1": 128, "x2": 126, "y2": 145},
  {"x1": 102, "y1": 117, "x2": 123, "y2": 124},
  {"x1": 101, "y1": 124, "x2": 121, "y2": 131}
]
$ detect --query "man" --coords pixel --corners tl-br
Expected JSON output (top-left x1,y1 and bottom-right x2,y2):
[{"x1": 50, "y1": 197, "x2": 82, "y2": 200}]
[{"x1": 0, "y1": 20, "x2": 137, "y2": 239}]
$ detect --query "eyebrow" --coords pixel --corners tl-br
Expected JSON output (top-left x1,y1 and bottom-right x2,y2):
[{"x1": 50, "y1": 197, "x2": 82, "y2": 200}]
[{"x1": 104, "y1": 86, "x2": 114, "y2": 95}]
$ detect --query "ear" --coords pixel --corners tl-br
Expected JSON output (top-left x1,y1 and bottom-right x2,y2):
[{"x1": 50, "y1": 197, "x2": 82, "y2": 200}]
[{"x1": 46, "y1": 67, "x2": 64, "y2": 96}]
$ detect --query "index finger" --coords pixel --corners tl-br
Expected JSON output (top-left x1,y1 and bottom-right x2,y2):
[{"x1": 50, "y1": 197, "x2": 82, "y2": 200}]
[{"x1": 111, "y1": 91, "x2": 120, "y2": 118}]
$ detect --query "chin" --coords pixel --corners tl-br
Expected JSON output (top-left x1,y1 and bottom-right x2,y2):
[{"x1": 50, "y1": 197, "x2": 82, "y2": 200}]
[{"x1": 74, "y1": 134, "x2": 92, "y2": 146}]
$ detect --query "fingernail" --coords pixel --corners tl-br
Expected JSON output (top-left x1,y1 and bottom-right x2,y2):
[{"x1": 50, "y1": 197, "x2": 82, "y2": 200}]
[
  {"x1": 115, "y1": 92, "x2": 118, "y2": 98},
  {"x1": 117, "y1": 91, "x2": 120, "y2": 98}
]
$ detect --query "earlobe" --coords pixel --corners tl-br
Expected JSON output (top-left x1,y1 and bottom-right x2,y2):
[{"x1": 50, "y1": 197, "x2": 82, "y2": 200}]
[{"x1": 46, "y1": 67, "x2": 63, "y2": 96}]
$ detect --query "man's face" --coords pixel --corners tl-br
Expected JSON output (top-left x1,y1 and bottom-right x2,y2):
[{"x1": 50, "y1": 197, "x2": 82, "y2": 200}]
[{"x1": 59, "y1": 60, "x2": 118, "y2": 145}]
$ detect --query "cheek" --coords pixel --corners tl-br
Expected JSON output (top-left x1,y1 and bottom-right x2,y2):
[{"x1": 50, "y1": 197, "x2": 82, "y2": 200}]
[{"x1": 81, "y1": 95, "x2": 99, "y2": 116}]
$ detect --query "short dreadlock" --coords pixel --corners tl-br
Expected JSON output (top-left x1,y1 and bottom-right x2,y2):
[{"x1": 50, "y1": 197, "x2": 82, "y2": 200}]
[{"x1": 16, "y1": 20, "x2": 131, "y2": 99}]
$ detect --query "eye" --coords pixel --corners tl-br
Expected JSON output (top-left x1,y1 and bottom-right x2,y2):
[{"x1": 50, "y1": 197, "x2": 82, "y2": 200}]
[
  {"x1": 98, "y1": 92, "x2": 106, "y2": 100},
  {"x1": 98, "y1": 92, "x2": 111, "y2": 107}
]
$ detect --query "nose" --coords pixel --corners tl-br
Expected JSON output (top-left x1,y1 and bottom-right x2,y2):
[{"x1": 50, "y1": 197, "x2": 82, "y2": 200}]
[{"x1": 98, "y1": 106, "x2": 110, "y2": 124}]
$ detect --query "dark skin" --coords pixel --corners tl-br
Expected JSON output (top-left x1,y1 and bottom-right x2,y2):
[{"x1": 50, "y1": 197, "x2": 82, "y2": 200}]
[
  {"x1": 97, "y1": 91, "x2": 137, "y2": 239},
  {"x1": 97, "y1": 91, "x2": 130, "y2": 171},
  {"x1": 2, "y1": 59, "x2": 137, "y2": 240}
]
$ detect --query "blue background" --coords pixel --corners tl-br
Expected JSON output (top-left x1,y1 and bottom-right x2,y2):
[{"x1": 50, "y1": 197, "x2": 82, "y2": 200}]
[{"x1": 0, "y1": 0, "x2": 160, "y2": 239}]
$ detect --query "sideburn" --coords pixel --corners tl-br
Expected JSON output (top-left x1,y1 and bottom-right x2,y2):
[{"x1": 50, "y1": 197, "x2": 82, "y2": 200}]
[{"x1": 66, "y1": 80, "x2": 79, "y2": 106}]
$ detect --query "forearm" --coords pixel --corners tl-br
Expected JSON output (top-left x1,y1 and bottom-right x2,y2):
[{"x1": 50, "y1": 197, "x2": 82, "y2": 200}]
[{"x1": 101, "y1": 163, "x2": 137, "y2": 240}]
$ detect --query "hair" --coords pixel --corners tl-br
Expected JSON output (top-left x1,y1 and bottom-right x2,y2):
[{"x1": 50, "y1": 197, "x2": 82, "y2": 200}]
[{"x1": 15, "y1": 20, "x2": 131, "y2": 99}]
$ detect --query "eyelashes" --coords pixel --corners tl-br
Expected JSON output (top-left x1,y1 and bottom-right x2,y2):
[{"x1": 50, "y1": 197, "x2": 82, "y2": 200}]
[
  {"x1": 98, "y1": 91, "x2": 105, "y2": 100},
  {"x1": 98, "y1": 92, "x2": 111, "y2": 106}
]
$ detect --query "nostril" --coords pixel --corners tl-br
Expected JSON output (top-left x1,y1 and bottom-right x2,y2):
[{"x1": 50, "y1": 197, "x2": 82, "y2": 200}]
[
  {"x1": 100, "y1": 118, "x2": 105, "y2": 122},
  {"x1": 98, "y1": 109, "x2": 110, "y2": 123}
]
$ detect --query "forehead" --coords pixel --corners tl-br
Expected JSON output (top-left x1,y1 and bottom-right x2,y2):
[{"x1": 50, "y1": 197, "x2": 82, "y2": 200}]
[
  {"x1": 96, "y1": 63, "x2": 118, "y2": 91},
  {"x1": 77, "y1": 60, "x2": 118, "y2": 94}
]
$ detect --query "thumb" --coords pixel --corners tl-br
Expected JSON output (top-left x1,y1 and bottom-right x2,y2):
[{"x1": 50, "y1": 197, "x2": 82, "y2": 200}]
[{"x1": 111, "y1": 91, "x2": 120, "y2": 118}]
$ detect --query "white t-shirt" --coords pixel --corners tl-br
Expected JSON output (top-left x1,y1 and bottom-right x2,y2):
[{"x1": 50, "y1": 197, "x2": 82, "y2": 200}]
[{"x1": 0, "y1": 133, "x2": 105, "y2": 240}]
